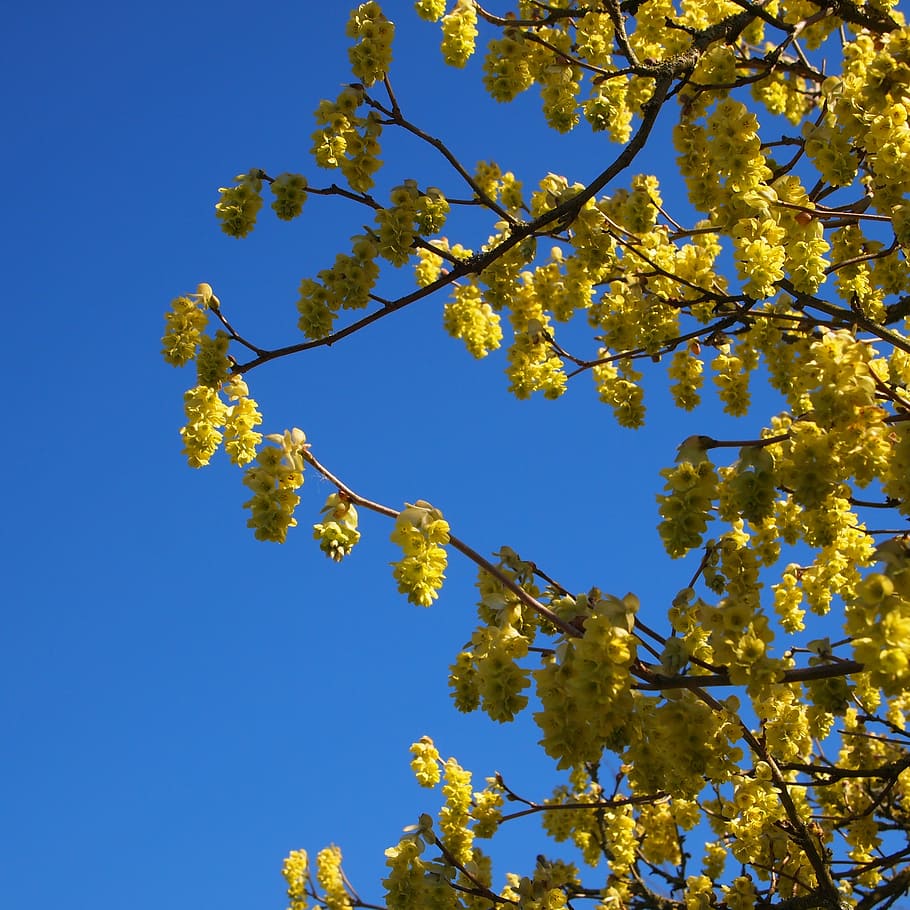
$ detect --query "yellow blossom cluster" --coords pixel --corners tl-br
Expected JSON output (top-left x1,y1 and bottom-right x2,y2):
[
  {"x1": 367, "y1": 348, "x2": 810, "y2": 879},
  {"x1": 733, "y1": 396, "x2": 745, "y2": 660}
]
[
  {"x1": 534, "y1": 593, "x2": 638, "y2": 768},
  {"x1": 390, "y1": 501, "x2": 449, "y2": 606},
  {"x1": 414, "y1": 0, "x2": 446, "y2": 22},
  {"x1": 297, "y1": 234, "x2": 380, "y2": 340},
  {"x1": 223, "y1": 377, "x2": 264, "y2": 467},
  {"x1": 446, "y1": 550, "x2": 541, "y2": 719},
  {"x1": 624, "y1": 691, "x2": 743, "y2": 797},
  {"x1": 439, "y1": 757, "x2": 474, "y2": 864},
  {"x1": 180, "y1": 380, "x2": 263, "y2": 470},
  {"x1": 312, "y1": 493, "x2": 360, "y2": 562},
  {"x1": 161, "y1": 295, "x2": 209, "y2": 367},
  {"x1": 316, "y1": 846, "x2": 351, "y2": 910},
  {"x1": 440, "y1": 0, "x2": 477, "y2": 68},
  {"x1": 442, "y1": 281, "x2": 503, "y2": 358},
  {"x1": 164, "y1": 286, "x2": 264, "y2": 470},
  {"x1": 270, "y1": 173, "x2": 308, "y2": 221},
  {"x1": 847, "y1": 539, "x2": 910, "y2": 694},
  {"x1": 311, "y1": 86, "x2": 383, "y2": 193},
  {"x1": 281, "y1": 849, "x2": 308, "y2": 910},
  {"x1": 383, "y1": 832, "x2": 430, "y2": 910},
  {"x1": 409, "y1": 735, "x2": 441, "y2": 788},
  {"x1": 346, "y1": 1, "x2": 394, "y2": 86},
  {"x1": 215, "y1": 170, "x2": 265, "y2": 238},
  {"x1": 656, "y1": 440, "x2": 719, "y2": 558},
  {"x1": 242, "y1": 429, "x2": 306, "y2": 543}
]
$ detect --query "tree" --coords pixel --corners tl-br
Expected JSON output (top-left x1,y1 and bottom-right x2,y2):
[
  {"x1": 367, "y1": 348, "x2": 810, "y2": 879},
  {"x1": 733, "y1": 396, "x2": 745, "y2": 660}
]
[{"x1": 162, "y1": 1, "x2": 910, "y2": 908}]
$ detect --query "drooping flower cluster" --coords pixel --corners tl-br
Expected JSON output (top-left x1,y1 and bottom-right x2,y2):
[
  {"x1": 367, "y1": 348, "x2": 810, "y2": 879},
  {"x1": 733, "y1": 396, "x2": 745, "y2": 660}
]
[
  {"x1": 389, "y1": 501, "x2": 449, "y2": 606},
  {"x1": 847, "y1": 539, "x2": 910, "y2": 694},
  {"x1": 195, "y1": 329, "x2": 231, "y2": 388},
  {"x1": 311, "y1": 86, "x2": 383, "y2": 193},
  {"x1": 161, "y1": 295, "x2": 209, "y2": 367},
  {"x1": 439, "y1": 757, "x2": 474, "y2": 864},
  {"x1": 443, "y1": 281, "x2": 503, "y2": 358},
  {"x1": 297, "y1": 234, "x2": 381, "y2": 340},
  {"x1": 215, "y1": 170, "x2": 265, "y2": 238},
  {"x1": 316, "y1": 846, "x2": 351, "y2": 910},
  {"x1": 312, "y1": 493, "x2": 361, "y2": 562},
  {"x1": 440, "y1": 1, "x2": 478, "y2": 68},
  {"x1": 346, "y1": 1, "x2": 394, "y2": 86},
  {"x1": 180, "y1": 385, "x2": 228, "y2": 468},
  {"x1": 223, "y1": 377, "x2": 263, "y2": 467},
  {"x1": 534, "y1": 592, "x2": 638, "y2": 768},
  {"x1": 409, "y1": 735, "x2": 441, "y2": 788},
  {"x1": 270, "y1": 173, "x2": 308, "y2": 221},
  {"x1": 241, "y1": 429, "x2": 306, "y2": 543},
  {"x1": 166, "y1": 286, "x2": 264, "y2": 469},
  {"x1": 656, "y1": 437, "x2": 719, "y2": 558},
  {"x1": 281, "y1": 849, "x2": 308, "y2": 910}
]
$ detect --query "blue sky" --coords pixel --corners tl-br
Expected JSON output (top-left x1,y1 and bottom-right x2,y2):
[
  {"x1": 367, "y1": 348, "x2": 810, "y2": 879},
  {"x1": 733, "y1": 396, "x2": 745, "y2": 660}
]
[{"x1": 4, "y1": 3, "x2": 798, "y2": 909}]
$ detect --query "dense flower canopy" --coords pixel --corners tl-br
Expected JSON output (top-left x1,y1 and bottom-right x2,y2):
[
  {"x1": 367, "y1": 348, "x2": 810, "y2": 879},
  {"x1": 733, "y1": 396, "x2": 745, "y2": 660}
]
[{"x1": 165, "y1": 1, "x2": 910, "y2": 908}]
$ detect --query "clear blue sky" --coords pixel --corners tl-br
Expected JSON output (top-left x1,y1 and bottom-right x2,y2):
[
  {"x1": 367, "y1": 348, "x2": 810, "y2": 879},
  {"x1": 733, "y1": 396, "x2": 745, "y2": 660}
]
[{"x1": 4, "y1": 4, "x2": 790, "y2": 909}]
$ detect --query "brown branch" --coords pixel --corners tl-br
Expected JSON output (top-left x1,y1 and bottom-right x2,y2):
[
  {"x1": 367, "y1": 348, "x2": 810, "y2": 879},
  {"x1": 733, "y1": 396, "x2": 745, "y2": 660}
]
[
  {"x1": 780, "y1": 754, "x2": 910, "y2": 783},
  {"x1": 234, "y1": 72, "x2": 675, "y2": 376},
  {"x1": 360, "y1": 89, "x2": 514, "y2": 223},
  {"x1": 432, "y1": 837, "x2": 517, "y2": 906},
  {"x1": 778, "y1": 281, "x2": 910, "y2": 356},
  {"x1": 301, "y1": 449, "x2": 580, "y2": 638},
  {"x1": 498, "y1": 790, "x2": 669, "y2": 824},
  {"x1": 635, "y1": 659, "x2": 865, "y2": 691}
]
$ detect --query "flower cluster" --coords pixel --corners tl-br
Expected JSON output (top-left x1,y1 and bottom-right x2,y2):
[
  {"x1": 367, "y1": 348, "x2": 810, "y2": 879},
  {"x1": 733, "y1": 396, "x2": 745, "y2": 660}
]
[
  {"x1": 711, "y1": 343, "x2": 755, "y2": 417},
  {"x1": 802, "y1": 115, "x2": 857, "y2": 186},
  {"x1": 195, "y1": 329, "x2": 231, "y2": 388},
  {"x1": 241, "y1": 429, "x2": 306, "y2": 543},
  {"x1": 656, "y1": 438, "x2": 719, "y2": 558},
  {"x1": 311, "y1": 87, "x2": 383, "y2": 193},
  {"x1": 483, "y1": 32, "x2": 534, "y2": 102},
  {"x1": 346, "y1": 1, "x2": 394, "y2": 86},
  {"x1": 312, "y1": 493, "x2": 361, "y2": 561},
  {"x1": 414, "y1": 0, "x2": 446, "y2": 22},
  {"x1": 161, "y1": 295, "x2": 209, "y2": 367},
  {"x1": 443, "y1": 282, "x2": 503, "y2": 358},
  {"x1": 471, "y1": 777, "x2": 503, "y2": 838},
  {"x1": 215, "y1": 170, "x2": 264, "y2": 238},
  {"x1": 847, "y1": 539, "x2": 910, "y2": 694},
  {"x1": 180, "y1": 385, "x2": 228, "y2": 468},
  {"x1": 409, "y1": 735, "x2": 441, "y2": 788},
  {"x1": 414, "y1": 244, "x2": 445, "y2": 287},
  {"x1": 316, "y1": 846, "x2": 350, "y2": 910},
  {"x1": 624, "y1": 691, "x2": 743, "y2": 798},
  {"x1": 467, "y1": 623, "x2": 531, "y2": 723},
  {"x1": 390, "y1": 501, "x2": 450, "y2": 606},
  {"x1": 440, "y1": 1, "x2": 478, "y2": 68},
  {"x1": 282, "y1": 849, "x2": 309, "y2": 910},
  {"x1": 719, "y1": 445, "x2": 776, "y2": 526},
  {"x1": 383, "y1": 831, "x2": 429, "y2": 910},
  {"x1": 732, "y1": 217, "x2": 786, "y2": 299},
  {"x1": 534, "y1": 593, "x2": 638, "y2": 768},
  {"x1": 592, "y1": 357, "x2": 645, "y2": 428},
  {"x1": 503, "y1": 261, "x2": 569, "y2": 399},
  {"x1": 439, "y1": 757, "x2": 474, "y2": 863},
  {"x1": 376, "y1": 182, "x2": 420, "y2": 266},
  {"x1": 667, "y1": 347, "x2": 704, "y2": 410},
  {"x1": 223, "y1": 377, "x2": 263, "y2": 467},
  {"x1": 297, "y1": 234, "x2": 381, "y2": 340},
  {"x1": 270, "y1": 173, "x2": 308, "y2": 221},
  {"x1": 533, "y1": 30, "x2": 581, "y2": 133}
]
